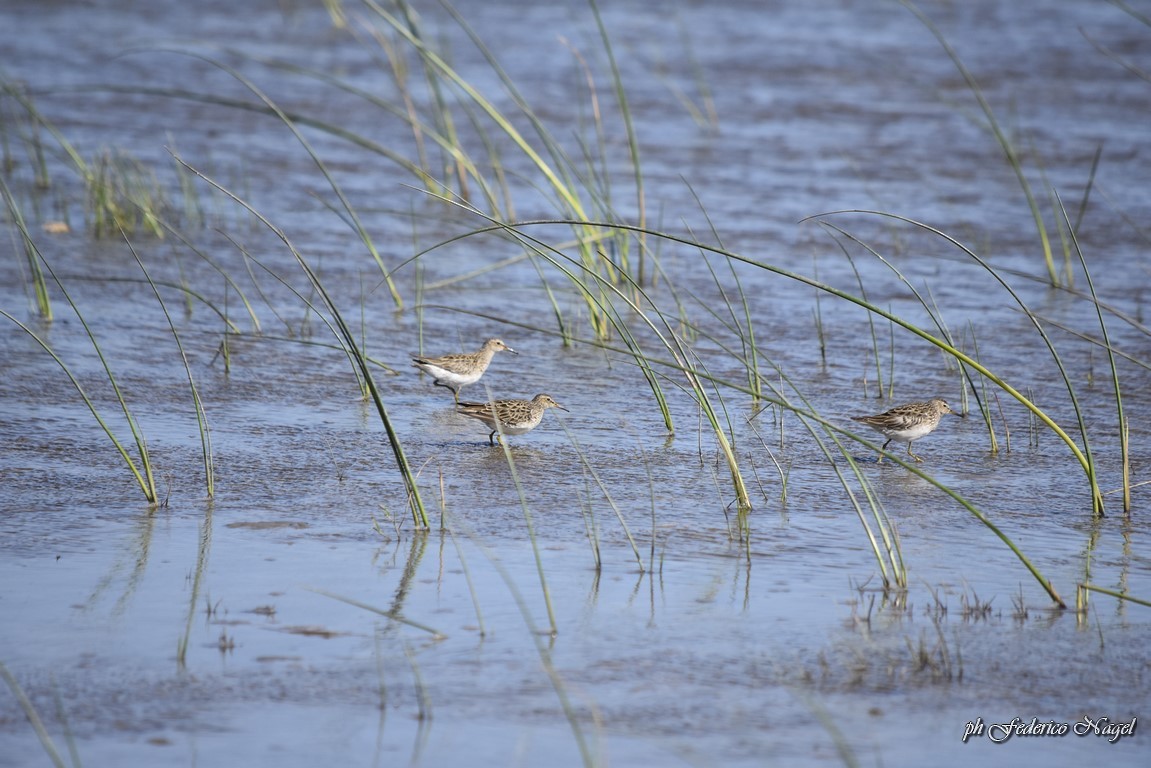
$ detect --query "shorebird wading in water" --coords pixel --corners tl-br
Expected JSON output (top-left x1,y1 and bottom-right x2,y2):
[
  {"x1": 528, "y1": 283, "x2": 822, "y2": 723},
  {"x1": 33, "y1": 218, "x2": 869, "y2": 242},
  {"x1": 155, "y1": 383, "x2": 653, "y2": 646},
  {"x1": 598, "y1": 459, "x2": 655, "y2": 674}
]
[
  {"x1": 456, "y1": 394, "x2": 568, "y2": 445},
  {"x1": 851, "y1": 398, "x2": 960, "y2": 463},
  {"x1": 412, "y1": 338, "x2": 516, "y2": 403}
]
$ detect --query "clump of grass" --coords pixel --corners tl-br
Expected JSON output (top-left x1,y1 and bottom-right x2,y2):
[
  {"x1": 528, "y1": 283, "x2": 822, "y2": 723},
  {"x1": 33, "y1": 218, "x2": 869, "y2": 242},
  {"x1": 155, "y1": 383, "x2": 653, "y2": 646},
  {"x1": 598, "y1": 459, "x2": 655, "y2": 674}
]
[
  {"x1": 1011, "y1": 586, "x2": 1029, "y2": 622},
  {"x1": 87, "y1": 149, "x2": 169, "y2": 238},
  {"x1": 0, "y1": 79, "x2": 51, "y2": 187},
  {"x1": 3, "y1": 78, "x2": 213, "y2": 242},
  {"x1": 0, "y1": 174, "x2": 52, "y2": 320},
  {"x1": 364, "y1": 0, "x2": 631, "y2": 336},
  {"x1": 905, "y1": 617, "x2": 957, "y2": 681},
  {"x1": 959, "y1": 589, "x2": 994, "y2": 621},
  {"x1": 147, "y1": 0, "x2": 657, "y2": 339}
]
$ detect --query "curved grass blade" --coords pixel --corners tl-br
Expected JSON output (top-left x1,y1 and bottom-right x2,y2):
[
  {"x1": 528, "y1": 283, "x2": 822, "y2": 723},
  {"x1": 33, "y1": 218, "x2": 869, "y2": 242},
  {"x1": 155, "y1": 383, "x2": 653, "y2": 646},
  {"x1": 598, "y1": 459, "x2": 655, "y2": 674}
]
[
  {"x1": 0, "y1": 310, "x2": 157, "y2": 503},
  {"x1": 144, "y1": 49, "x2": 405, "y2": 308},
  {"x1": 1057, "y1": 192, "x2": 1128, "y2": 512},
  {"x1": 169, "y1": 152, "x2": 428, "y2": 527},
  {"x1": 807, "y1": 208, "x2": 1104, "y2": 515},
  {"x1": 122, "y1": 233, "x2": 215, "y2": 498},
  {"x1": 901, "y1": 0, "x2": 1059, "y2": 285},
  {"x1": 0, "y1": 175, "x2": 51, "y2": 320}
]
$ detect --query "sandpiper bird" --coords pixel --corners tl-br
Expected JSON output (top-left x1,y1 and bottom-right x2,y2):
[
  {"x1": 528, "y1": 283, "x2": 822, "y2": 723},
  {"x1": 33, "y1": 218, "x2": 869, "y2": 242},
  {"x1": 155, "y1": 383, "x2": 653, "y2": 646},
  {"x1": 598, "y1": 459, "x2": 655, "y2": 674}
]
[
  {"x1": 412, "y1": 338, "x2": 516, "y2": 403},
  {"x1": 851, "y1": 398, "x2": 960, "y2": 463},
  {"x1": 456, "y1": 394, "x2": 568, "y2": 445}
]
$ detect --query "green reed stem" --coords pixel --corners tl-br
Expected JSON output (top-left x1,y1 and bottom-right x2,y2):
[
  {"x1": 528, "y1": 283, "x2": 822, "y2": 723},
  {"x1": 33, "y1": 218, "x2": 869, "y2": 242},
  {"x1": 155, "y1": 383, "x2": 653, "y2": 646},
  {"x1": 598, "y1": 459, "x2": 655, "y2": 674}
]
[
  {"x1": 834, "y1": 238, "x2": 885, "y2": 398},
  {"x1": 0, "y1": 310, "x2": 157, "y2": 502},
  {"x1": 0, "y1": 176, "x2": 52, "y2": 320},
  {"x1": 159, "y1": 50, "x2": 405, "y2": 308},
  {"x1": 1078, "y1": 583, "x2": 1151, "y2": 609},
  {"x1": 0, "y1": 662, "x2": 70, "y2": 768},
  {"x1": 579, "y1": 473, "x2": 603, "y2": 570},
  {"x1": 966, "y1": 324, "x2": 999, "y2": 454},
  {"x1": 903, "y1": 0, "x2": 1059, "y2": 286},
  {"x1": 560, "y1": 420, "x2": 644, "y2": 570},
  {"x1": 1058, "y1": 193, "x2": 1128, "y2": 513},
  {"x1": 124, "y1": 234, "x2": 215, "y2": 498},
  {"x1": 590, "y1": 0, "x2": 646, "y2": 281}
]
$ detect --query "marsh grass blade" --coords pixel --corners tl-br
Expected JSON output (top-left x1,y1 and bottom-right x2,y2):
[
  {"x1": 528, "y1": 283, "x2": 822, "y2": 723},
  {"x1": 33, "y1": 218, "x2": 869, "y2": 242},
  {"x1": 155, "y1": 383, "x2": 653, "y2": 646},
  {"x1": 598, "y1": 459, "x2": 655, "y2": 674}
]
[
  {"x1": 1, "y1": 175, "x2": 52, "y2": 320},
  {"x1": 487, "y1": 386, "x2": 559, "y2": 636},
  {"x1": 1077, "y1": 583, "x2": 1151, "y2": 610},
  {"x1": 0, "y1": 662, "x2": 71, "y2": 768},
  {"x1": 1, "y1": 239, "x2": 161, "y2": 503},
  {"x1": 158, "y1": 50, "x2": 405, "y2": 308},
  {"x1": 903, "y1": 0, "x2": 1060, "y2": 286},
  {"x1": 170, "y1": 153, "x2": 429, "y2": 527},
  {"x1": 123, "y1": 233, "x2": 215, "y2": 498},
  {"x1": 810, "y1": 209, "x2": 1104, "y2": 516},
  {"x1": 1057, "y1": 192, "x2": 1129, "y2": 513},
  {"x1": 560, "y1": 419, "x2": 644, "y2": 571}
]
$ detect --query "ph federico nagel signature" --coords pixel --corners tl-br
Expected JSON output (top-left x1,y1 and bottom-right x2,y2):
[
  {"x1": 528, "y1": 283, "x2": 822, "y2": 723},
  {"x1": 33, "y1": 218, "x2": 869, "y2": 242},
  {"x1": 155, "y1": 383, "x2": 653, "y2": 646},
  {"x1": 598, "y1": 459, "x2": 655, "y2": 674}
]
[{"x1": 962, "y1": 715, "x2": 1137, "y2": 744}]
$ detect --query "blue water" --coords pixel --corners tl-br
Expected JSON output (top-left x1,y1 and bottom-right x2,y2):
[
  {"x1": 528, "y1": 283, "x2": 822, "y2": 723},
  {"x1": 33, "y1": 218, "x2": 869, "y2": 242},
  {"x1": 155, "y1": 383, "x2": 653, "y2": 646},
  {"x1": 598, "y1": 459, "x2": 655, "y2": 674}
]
[{"x1": 2, "y1": 1, "x2": 1150, "y2": 766}]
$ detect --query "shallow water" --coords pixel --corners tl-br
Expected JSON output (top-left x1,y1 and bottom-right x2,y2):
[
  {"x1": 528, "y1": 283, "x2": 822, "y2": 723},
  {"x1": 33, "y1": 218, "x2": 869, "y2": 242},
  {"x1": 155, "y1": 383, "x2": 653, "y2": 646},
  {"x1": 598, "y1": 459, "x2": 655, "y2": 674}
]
[{"x1": 3, "y1": 1, "x2": 1151, "y2": 766}]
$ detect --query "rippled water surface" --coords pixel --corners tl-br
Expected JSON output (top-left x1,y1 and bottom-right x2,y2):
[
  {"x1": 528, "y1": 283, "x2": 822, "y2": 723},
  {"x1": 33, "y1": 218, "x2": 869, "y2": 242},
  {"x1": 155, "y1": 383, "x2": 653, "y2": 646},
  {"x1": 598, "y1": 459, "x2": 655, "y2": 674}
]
[{"x1": 2, "y1": 1, "x2": 1151, "y2": 766}]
